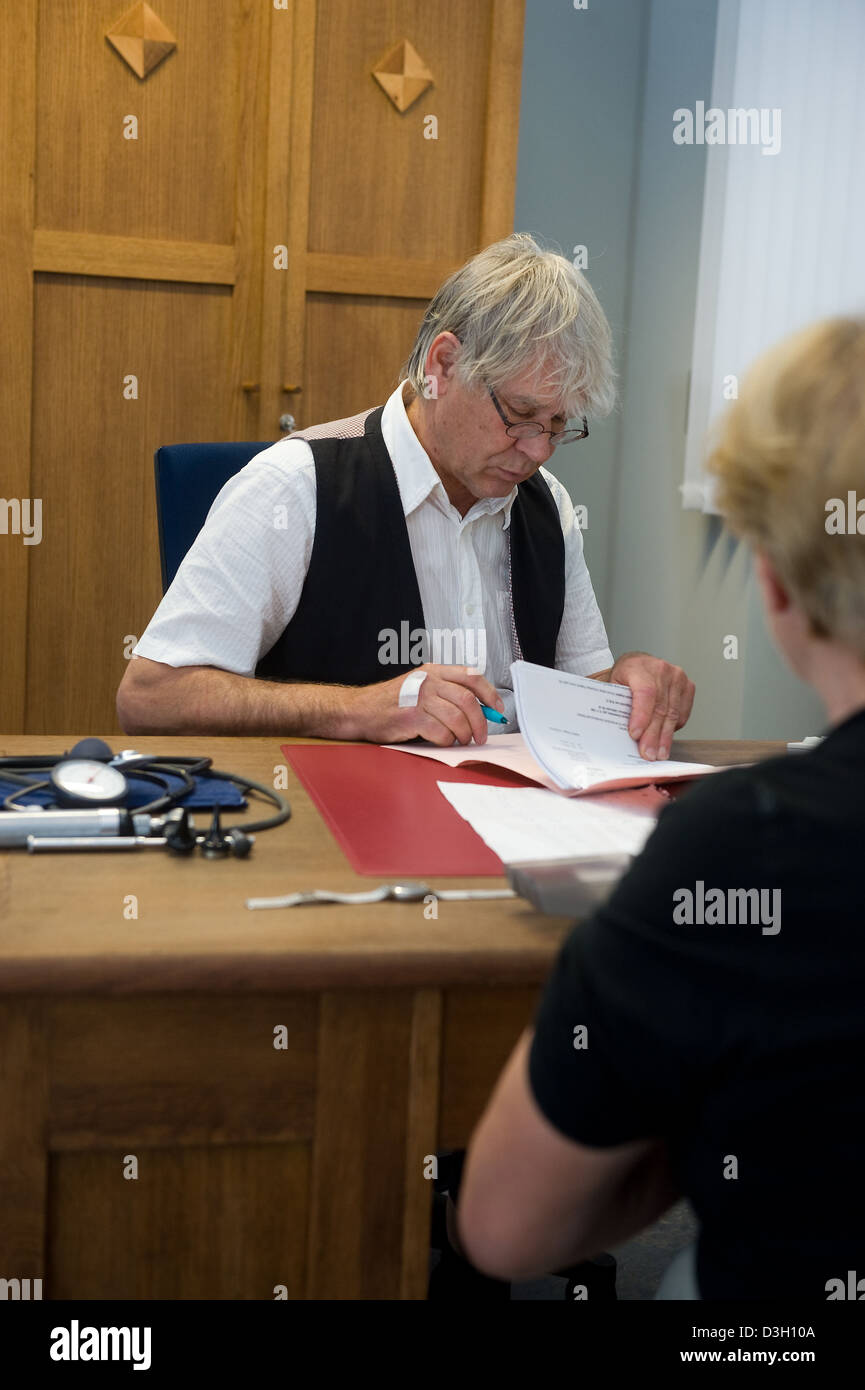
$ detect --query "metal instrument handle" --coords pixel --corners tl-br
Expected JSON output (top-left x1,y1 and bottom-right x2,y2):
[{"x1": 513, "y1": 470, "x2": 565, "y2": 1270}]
[{"x1": 26, "y1": 836, "x2": 167, "y2": 853}]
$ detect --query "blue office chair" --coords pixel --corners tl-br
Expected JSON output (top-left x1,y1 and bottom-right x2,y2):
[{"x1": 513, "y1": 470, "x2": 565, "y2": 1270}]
[{"x1": 154, "y1": 441, "x2": 275, "y2": 592}]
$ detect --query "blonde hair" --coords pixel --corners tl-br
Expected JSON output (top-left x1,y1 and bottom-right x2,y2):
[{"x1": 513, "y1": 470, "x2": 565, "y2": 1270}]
[
  {"x1": 401, "y1": 233, "x2": 616, "y2": 419},
  {"x1": 707, "y1": 317, "x2": 865, "y2": 656}
]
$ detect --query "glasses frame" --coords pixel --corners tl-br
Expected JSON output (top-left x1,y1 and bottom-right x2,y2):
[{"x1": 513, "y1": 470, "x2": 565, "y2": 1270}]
[{"x1": 487, "y1": 384, "x2": 589, "y2": 446}]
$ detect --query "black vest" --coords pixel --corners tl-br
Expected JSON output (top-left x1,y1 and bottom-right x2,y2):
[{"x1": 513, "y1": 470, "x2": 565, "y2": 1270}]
[{"x1": 255, "y1": 407, "x2": 565, "y2": 685}]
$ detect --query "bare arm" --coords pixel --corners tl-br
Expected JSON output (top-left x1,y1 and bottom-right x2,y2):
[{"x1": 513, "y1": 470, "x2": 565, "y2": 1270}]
[
  {"x1": 455, "y1": 1029, "x2": 681, "y2": 1280},
  {"x1": 116, "y1": 656, "x2": 505, "y2": 744},
  {"x1": 116, "y1": 657, "x2": 360, "y2": 737},
  {"x1": 450, "y1": 1138, "x2": 678, "y2": 1274},
  {"x1": 558, "y1": 1138, "x2": 680, "y2": 1262}
]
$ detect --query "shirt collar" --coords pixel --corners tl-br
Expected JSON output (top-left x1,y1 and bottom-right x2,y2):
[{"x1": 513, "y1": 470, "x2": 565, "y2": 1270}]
[{"x1": 381, "y1": 379, "x2": 519, "y2": 529}]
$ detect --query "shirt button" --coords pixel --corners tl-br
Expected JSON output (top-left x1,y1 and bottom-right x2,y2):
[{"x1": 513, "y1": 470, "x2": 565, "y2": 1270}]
[{"x1": 466, "y1": 604, "x2": 476, "y2": 615}]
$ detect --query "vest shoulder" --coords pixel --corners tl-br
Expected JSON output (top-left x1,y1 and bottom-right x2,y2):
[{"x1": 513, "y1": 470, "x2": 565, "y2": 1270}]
[{"x1": 289, "y1": 407, "x2": 379, "y2": 442}]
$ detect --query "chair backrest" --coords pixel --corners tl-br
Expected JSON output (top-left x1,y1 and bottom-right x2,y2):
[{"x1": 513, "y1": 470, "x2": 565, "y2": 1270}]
[{"x1": 154, "y1": 441, "x2": 274, "y2": 592}]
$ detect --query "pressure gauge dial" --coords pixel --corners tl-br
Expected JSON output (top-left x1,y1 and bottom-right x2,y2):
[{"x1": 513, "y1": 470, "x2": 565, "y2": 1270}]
[{"x1": 49, "y1": 759, "x2": 129, "y2": 807}]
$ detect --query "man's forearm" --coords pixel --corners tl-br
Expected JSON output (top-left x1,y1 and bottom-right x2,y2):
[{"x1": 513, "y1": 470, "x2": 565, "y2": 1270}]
[{"x1": 119, "y1": 663, "x2": 364, "y2": 738}]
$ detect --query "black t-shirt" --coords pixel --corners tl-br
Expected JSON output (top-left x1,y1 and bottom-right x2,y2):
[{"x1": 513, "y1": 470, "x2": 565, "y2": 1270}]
[{"x1": 528, "y1": 706, "x2": 865, "y2": 1300}]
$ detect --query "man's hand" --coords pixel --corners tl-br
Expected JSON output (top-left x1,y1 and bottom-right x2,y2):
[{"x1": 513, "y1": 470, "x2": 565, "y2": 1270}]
[
  {"x1": 598, "y1": 651, "x2": 695, "y2": 761},
  {"x1": 345, "y1": 664, "x2": 505, "y2": 746}
]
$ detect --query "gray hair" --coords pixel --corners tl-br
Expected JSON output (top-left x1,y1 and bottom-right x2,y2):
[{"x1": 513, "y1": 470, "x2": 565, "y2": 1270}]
[{"x1": 401, "y1": 233, "x2": 616, "y2": 418}]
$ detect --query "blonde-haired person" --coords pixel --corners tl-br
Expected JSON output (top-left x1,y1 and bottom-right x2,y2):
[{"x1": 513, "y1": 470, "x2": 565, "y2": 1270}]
[
  {"x1": 454, "y1": 318, "x2": 865, "y2": 1301},
  {"x1": 119, "y1": 233, "x2": 694, "y2": 752}
]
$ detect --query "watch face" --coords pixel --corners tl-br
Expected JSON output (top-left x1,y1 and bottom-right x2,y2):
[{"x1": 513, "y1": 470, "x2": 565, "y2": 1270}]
[{"x1": 50, "y1": 759, "x2": 128, "y2": 805}]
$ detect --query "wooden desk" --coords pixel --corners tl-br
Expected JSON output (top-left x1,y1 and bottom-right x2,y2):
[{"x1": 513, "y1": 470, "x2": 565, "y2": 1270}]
[{"x1": 0, "y1": 733, "x2": 782, "y2": 1300}]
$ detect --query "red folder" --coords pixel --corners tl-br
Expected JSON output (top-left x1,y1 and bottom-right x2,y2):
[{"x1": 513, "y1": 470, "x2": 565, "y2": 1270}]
[{"x1": 283, "y1": 743, "x2": 538, "y2": 876}]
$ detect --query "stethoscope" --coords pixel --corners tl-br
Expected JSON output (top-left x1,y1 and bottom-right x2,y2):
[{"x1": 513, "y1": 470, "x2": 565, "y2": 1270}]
[{"x1": 0, "y1": 738, "x2": 291, "y2": 857}]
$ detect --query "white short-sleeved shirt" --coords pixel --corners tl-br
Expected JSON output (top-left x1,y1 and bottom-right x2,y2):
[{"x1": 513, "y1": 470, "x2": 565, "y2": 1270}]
[{"x1": 134, "y1": 380, "x2": 614, "y2": 730}]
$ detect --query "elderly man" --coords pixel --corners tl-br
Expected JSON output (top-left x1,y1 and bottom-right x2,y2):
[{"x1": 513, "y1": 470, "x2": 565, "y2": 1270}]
[{"x1": 117, "y1": 234, "x2": 694, "y2": 753}]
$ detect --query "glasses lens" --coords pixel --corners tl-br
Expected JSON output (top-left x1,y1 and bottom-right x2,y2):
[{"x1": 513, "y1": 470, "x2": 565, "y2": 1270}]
[
  {"x1": 507, "y1": 422, "x2": 546, "y2": 439},
  {"x1": 552, "y1": 422, "x2": 589, "y2": 446}
]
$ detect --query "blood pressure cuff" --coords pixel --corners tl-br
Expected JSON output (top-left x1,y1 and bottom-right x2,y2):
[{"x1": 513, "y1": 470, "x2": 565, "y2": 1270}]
[{"x1": 0, "y1": 772, "x2": 246, "y2": 811}]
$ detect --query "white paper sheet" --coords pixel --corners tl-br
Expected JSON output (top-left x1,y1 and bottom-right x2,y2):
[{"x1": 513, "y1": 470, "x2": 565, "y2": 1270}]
[
  {"x1": 512, "y1": 660, "x2": 716, "y2": 792},
  {"x1": 437, "y1": 781, "x2": 665, "y2": 864},
  {"x1": 383, "y1": 724, "x2": 715, "y2": 798}
]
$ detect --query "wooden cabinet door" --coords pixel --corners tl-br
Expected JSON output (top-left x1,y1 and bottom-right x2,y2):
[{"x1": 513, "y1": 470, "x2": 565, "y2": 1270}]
[{"x1": 0, "y1": 0, "x2": 524, "y2": 734}]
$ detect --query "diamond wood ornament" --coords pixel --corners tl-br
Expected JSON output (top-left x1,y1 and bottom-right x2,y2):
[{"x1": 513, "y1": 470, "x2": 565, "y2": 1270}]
[
  {"x1": 371, "y1": 39, "x2": 434, "y2": 114},
  {"x1": 106, "y1": 1, "x2": 176, "y2": 79}
]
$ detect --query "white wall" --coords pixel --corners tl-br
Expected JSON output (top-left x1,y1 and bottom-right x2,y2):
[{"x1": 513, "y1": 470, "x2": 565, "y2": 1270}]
[{"x1": 513, "y1": 0, "x2": 649, "y2": 617}]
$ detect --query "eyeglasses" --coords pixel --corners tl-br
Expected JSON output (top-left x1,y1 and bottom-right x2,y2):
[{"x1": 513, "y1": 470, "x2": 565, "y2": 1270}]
[{"x1": 487, "y1": 385, "x2": 589, "y2": 447}]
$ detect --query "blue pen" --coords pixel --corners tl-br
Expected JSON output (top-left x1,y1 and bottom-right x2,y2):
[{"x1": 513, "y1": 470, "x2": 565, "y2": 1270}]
[{"x1": 479, "y1": 702, "x2": 508, "y2": 724}]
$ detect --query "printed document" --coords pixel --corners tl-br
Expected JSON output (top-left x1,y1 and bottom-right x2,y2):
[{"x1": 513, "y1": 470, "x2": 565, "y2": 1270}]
[
  {"x1": 383, "y1": 661, "x2": 716, "y2": 795},
  {"x1": 511, "y1": 660, "x2": 717, "y2": 792}
]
